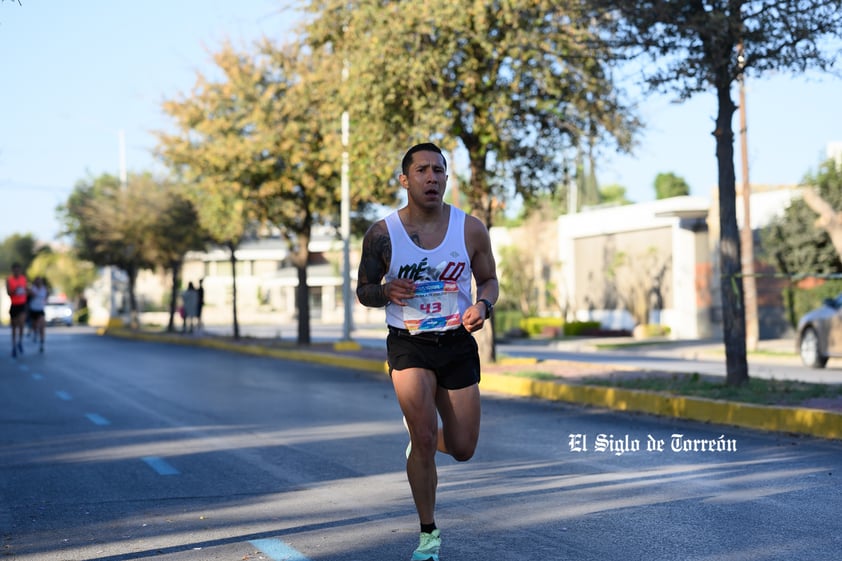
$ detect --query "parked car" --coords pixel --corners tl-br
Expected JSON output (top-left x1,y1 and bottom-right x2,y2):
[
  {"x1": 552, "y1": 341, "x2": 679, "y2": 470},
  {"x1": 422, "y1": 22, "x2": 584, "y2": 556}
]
[
  {"x1": 44, "y1": 298, "x2": 74, "y2": 326},
  {"x1": 795, "y1": 294, "x2": 842, "y2": 368}
]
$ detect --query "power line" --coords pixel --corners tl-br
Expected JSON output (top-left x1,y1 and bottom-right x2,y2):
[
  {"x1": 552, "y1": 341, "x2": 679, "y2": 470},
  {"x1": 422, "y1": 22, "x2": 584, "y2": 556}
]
[{"x1": 0, "y1": 180, "x2": 73, "y2": 193}]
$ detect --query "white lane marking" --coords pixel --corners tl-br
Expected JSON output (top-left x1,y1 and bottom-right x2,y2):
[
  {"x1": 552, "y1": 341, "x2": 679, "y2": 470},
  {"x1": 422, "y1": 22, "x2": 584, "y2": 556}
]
[
  {"x1": 85, "y1": 413, "x2": 111, "y2": 426},
  {"x1": 141, "y1": 456, "x2": 180, "y2": 476},
  {"x1": 249, "y1": 538, "x2": 312, "y2": 561}
]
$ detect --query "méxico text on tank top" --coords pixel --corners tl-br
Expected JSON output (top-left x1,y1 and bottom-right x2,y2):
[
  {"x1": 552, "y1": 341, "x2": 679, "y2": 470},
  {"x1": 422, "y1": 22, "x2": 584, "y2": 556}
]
[{"x1": 384, "y1": 206, "x2": 472, "y2": 334}]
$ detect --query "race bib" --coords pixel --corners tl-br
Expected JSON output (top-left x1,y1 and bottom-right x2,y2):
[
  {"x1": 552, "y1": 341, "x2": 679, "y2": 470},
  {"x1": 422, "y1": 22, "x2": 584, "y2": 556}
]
[{"x1": 402, "y1": 280, "x2": 461, "y2": 334}]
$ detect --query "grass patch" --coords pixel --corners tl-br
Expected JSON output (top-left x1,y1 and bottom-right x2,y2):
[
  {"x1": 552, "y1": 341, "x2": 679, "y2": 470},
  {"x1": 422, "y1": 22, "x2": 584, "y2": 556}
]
[
  {"x1": 589, "y1": 340, "x2": 797, "y2": 359},
  {"x1": 592, "y1": 340, "x2": 672, "y2": 351},
  {"x1": 505, "y1": 371, "x2": 560, "y2": 382},
  {"x1": 580, "y1": 372, "x2": 842, "y2": 406}
]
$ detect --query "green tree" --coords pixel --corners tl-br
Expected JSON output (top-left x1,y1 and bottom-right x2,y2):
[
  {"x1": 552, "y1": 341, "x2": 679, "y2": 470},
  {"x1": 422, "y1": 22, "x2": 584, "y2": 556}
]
[
  {"x1": 0, "y1": 233, "x2": 38, "y2": 274},
  {"x1": 157, "y1": 44, "x2": 264, "y2": 340},
  {"x1": 158, "y1": 41, "x2": 366, "y2": 344},
  {"x1": 59, "y1": 173, "x2": 163, "y2": 327},
  {"x1": 654, "y1": 172, "x2": 691, "y2": 199},
  {"x1": 305, "y1": 0, "x2": 637, "y2": 361},
  {"x1": 592, "y1": 0, "x2": 842, "y2": 385},
  {"x1": 256, "y1": 41, "x2": 348, "y2": 345},
  {"x1": 498, "y1": 245, "x2": 537, "y2": 317},
  {"x1": 143, "y1": 180, "x2": 207, "y2": 333},
  {"x1": 599, "y1": 184, "x2": 632, "y2": 206},
  {"x1": 800, "y1": 159, "x2": 842, "y2": 260},
  {"x1": 760, "y1": 160, "x2": 842, "y2": 281},
  {"x1": 306, "y1": 0, "x2": 636, "y2": 224},
  {"x1": 27, "y1": 250, "x2": 97, "y2": 304}
]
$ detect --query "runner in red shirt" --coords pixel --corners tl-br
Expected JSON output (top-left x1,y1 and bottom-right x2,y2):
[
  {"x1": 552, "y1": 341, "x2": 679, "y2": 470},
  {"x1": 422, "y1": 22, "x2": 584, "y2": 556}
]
[{"x1": 6, "y1": 262, "x2": 28, "y2": 358}]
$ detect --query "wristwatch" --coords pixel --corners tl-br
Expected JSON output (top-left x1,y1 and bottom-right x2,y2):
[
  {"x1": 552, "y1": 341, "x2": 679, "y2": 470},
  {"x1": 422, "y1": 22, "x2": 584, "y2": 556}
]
[{"x1": 477, "y1": 298, "x2": 494, "y2": 319}]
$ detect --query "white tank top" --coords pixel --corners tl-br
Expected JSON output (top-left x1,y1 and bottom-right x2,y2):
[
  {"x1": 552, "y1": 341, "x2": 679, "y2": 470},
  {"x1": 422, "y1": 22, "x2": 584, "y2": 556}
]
[
  {"x1": 28, "y1": 285, "x2": 48, "y2": 312},
  {"x1": 384, "y1": 206, "x2": 473, "y2": 333}
]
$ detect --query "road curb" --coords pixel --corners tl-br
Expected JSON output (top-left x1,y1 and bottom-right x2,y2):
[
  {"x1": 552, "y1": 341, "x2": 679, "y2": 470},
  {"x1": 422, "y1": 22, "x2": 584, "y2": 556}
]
[
  {"x1": 479, "y1": 373, "x2": 842, "y2": 441},
  {"x1": 103, "y1": 328, "x2": 842, "y2": 441},
  {"x1": 104, "y1": 328, "x2": 388, "y2": 374}
]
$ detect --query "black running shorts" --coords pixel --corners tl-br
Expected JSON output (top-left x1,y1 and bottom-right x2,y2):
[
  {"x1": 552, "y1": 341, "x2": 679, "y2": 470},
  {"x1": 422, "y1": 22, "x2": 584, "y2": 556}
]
[
  {"x1": 386, "y1": 325, "x2": 481, "y2": 390},
  {"x1": 9, "y1": 304, "x2": 26, "y2": 319}
]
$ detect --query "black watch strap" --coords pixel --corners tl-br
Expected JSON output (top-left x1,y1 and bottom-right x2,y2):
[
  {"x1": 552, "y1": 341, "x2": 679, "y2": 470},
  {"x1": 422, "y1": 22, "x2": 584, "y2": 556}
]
[{"x1": 477, "y1": 298, "x2": 494, "y2": 319}]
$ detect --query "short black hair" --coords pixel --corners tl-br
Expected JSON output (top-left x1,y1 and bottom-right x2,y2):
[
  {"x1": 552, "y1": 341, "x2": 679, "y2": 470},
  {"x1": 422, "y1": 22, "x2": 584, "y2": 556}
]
[{"x1": 401, "y1": 143, "x2": 446, "y2": 175}]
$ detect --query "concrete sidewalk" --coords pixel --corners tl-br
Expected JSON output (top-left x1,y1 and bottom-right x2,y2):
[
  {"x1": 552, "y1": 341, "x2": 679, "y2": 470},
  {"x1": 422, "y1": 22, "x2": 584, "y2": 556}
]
[{"x1": 103, "y1": 327, "x2": 842, "y2": 442}]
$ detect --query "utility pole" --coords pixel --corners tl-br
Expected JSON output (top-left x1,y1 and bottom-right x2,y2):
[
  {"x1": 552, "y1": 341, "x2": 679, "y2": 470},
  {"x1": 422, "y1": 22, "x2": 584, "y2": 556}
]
[
  {"x1": 449, "y1": 152, "x2": 459, "y2": 208},
  {"x1": 738, "y1": 45, "x2": 759, "y2": 351},
  {"x1": 340, "y1": 60, "x2": 354, "y2": 342},
  {"x1": 110, "y1": 130, "x2": 128, "y2": 328}
]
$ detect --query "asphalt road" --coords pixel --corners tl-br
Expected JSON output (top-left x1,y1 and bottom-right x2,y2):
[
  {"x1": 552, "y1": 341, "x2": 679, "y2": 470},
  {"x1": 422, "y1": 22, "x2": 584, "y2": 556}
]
[{"x1": 2, "y1": 329, "x2": 841, "y2": 560}]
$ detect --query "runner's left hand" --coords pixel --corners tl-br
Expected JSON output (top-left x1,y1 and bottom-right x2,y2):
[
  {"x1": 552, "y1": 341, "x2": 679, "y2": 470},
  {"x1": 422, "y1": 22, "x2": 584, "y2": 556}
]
[{"x1": 462, "y1": 303, "x2": 487, "y2": 333}]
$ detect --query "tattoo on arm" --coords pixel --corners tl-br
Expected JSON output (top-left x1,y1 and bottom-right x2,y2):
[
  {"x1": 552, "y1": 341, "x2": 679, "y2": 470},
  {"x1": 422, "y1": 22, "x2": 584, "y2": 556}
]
[{"x1": 356, "y1": 225, "x2": 392, "y2": 308}]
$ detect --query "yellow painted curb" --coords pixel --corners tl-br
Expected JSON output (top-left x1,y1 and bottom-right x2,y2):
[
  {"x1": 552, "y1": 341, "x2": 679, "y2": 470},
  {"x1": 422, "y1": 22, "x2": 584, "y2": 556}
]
[
  {"x1": 101, "y1": 328, "x2": 842, "y2": 441},
  {"x1": 103, "y1": 328, "x2": 388, "y2": 375},
  {"x1": 334, "y1": 340, "x2": 362, "y2": 352},
  {"x1": 479, "y1": 372, "x2": 842, "y2": 441},
  {"x1": 496, "y1": 356, "x2": 539, "y2": 366}
]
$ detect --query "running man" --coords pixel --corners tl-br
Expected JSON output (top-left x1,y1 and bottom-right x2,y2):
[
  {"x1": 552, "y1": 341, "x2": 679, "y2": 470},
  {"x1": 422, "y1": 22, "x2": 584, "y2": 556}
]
[
  {"x1": 6, "y1": 262, "x2": 28, "y2": 358},
  {"x1": 356, "y1": 142, "x2": 499, "y2": 561}
]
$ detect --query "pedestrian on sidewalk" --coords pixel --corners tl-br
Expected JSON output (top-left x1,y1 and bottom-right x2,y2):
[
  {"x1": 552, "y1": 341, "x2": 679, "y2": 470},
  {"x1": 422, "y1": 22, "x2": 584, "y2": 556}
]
[
  {"x1": 356, "y1": 142, "x2": 498, "y2": 561},
  {"x1": 196, "y1": 278, "x2": 205, "y2": 332},
  {"x1": 181, "y1": 282, "x2": 199, "y2": 334}
]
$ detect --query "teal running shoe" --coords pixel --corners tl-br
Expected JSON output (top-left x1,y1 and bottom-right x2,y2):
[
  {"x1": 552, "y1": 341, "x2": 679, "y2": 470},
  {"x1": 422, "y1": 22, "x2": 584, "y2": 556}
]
[{"x1": 411, "y1": 529, "x2": 441, "y2": 561}]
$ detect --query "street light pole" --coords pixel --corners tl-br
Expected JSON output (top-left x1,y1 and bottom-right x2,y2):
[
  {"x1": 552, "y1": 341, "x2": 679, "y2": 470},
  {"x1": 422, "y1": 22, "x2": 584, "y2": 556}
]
[
  {"x1": 109, "y1": 130, "x2": 128, "y2": 327},
  {"x1": 738, "y1": 45, "x2": 759, "y2": 351}
]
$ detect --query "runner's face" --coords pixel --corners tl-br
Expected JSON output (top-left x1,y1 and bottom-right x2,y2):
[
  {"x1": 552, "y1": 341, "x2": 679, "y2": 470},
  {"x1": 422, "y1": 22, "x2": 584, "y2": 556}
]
[{"x1": 400, "y1": 151, "x2": 448, "y2": 208}]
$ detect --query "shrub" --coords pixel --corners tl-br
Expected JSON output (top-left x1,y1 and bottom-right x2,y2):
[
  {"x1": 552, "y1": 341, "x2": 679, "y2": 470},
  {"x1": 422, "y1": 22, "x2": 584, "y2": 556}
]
[
  {"x1": 74, "y1": 307, "x2": 90, "y2": 325},
  {"x1": 789, "y1": 281, "x2": 842, "y2": 327},
  {"x1": 633, "y1": 323, "x2": 672, "y2": 339},
  {"x1": 494, "y1": 310, "x2": 524, "y2": 335},
  {"x1": 520, "y1": 316, "x2": 564, "y2": 336},
  {"x1": 562, "y1": 321, "x2": 602, "y2": 336}
]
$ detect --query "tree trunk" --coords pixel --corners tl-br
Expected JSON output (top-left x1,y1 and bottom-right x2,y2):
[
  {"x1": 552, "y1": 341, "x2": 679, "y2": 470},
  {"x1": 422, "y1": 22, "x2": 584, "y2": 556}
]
[
  {"x1": 296, "y1": 263, "x2": 311, "y2": 346},
  {"x1": 167, "y1": 262, "x2": 181, "y2": 333},
  {"x1": 229, "y1": 243, "x2": 240, "y2": 339},
  {"x1": 464, "y1": 148, "x2": 496, "y2": 365},
  {"x1": 714, "y1": 82, "x2": 749, "y2": 385},
  {"x1": 291, "y1": 233, "x2": 312, "y2": 346},
  {"x1": 127, "y1": 265, "x2": 139, "y2": 329}
]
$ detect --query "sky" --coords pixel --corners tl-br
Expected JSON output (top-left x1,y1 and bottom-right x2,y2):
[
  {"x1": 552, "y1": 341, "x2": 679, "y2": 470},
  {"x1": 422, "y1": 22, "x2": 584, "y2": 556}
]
[{"x1": 2, "y1": 1, "x2": 841, "y2": 244}]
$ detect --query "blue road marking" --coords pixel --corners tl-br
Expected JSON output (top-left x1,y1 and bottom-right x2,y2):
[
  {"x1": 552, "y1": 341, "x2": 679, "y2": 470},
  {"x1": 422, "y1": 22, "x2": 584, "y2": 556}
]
[
  {"x1": 141, "y1": 456, "x2": 180, "y2": 475},
  {"x1": 55, "y1": 390, "x2": 72, "y2": 401},
  {"x1": 31, "y1": 373, "x2": 43, "y2": 380},
  {"x1": 85, "y1": 413, "x2": 110, "y2": 426},
  {"x1": 249, "y1": 538, "x2": 311, "y2": 561}
]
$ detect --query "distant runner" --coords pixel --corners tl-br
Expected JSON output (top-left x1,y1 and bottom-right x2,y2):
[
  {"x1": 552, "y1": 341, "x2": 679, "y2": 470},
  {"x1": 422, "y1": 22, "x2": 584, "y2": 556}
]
[{"x1": 7, "y1": 262, "x2": 28, "y2": 358}]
